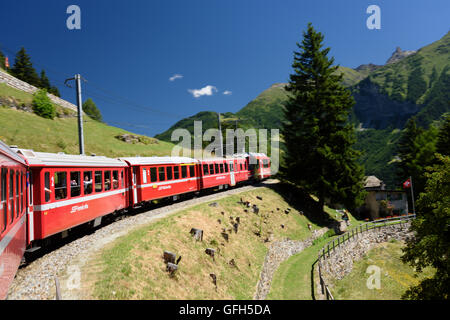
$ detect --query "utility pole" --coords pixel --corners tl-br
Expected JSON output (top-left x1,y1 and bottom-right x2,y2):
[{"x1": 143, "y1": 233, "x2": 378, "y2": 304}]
[
  {"x1": 217, "y1": 112, "x2": 223, "y2": 158},
  {"x1": 65, "y1": 74, "x2": 85, "y2": 155}
]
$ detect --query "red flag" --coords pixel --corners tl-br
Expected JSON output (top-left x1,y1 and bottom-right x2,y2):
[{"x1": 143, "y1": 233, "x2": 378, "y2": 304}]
[
  {"x1": 5, "y1": 56, "x2": 9, "y2": 68},
  {"x1": 403, "y1": 178, "x2": 411, "y2": 188}
]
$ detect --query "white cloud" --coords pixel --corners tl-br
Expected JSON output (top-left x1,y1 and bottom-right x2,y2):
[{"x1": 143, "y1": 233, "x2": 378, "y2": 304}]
[
  {"x1": 223, "y1": 90, "x2": 232, "y2": 95},
  {"x1": 169, "y1": 74, "x2": 183, "y2": 81},
  {"x1": 188, "y1": 85, "x2": 218, "y2": 98}
]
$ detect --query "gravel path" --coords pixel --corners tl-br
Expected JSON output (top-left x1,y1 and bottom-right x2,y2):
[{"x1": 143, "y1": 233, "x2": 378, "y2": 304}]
[
  {"x1": 253, "y1": 227, "x2": 328, "y2": 300},
  {"x1": 7, "y1": 181, "x2": 276, "y2": 300}
]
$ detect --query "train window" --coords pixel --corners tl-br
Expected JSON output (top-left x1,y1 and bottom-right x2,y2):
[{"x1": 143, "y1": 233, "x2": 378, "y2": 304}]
[
  {"x1": 225, "y1": 163, "x2": 228, "y2": 173},
  {"x1": 70, "y1": 172, "x2": 81, "y2": 197},
  {"x1": 16, "y1": 171, "x2": 19, "y2": 217},
  {"x1": 55, "y1": 172, "x2": 67, "y2": 200},
  {"x1": 9, "y1": 170, "x2": 14, "y2": 223},
  {"x1": 121, "y1": 170, "x2": 124, "y2": 188},
  {"x1": 113, "y1": 171, "x2": 119, "y2": 189},
  {"x1": 20, "y1": 172, "x2": 24, "y2": 215},
  {"x1": 203, "y1": 164, "x2": 208, "y2": 175},
  {"x1": 173, "y1": 166, "x2": 179, "y2": 179},
  {"x1": 95, "y1": 171, "x2": 103, "y2": 192},
  {"x1": 44, "y1": 172, "x2": 51, "y2": 202},
  {"x1": 29, "y1": 172, "x2": 33, "y2": 205},
  {"x1": 189, "y1": 165, "x2": 195, "y2": 177},
  {"x1": 1, "y1": 168, "x2": 6, "y2": 232},
  {"x1": 150, "y1": 167, "x2": 157, "y2": 182},
  {"x1": 84, "y1": 171, "x2": 93, "y2": 195},
  {"x1": 104, "y1": 171, "x2": 111, "y2": 191},
  {"x1": 158, "y1": 167, "x2": 165, "y2": 181},
  {"x1": 221, "y1": 164, "x2": 225, "y2": 173},
  {"x1": 166, "y1": 166, "x2": 173, "y2": 180},
  {"x1": 209, "y1": 164, "x2": 214, "y2": 174},
  {"x1": 181, "y1": 166, "x2": 187, "y2": 179},
  {"x1": 142, "y1": 168, "x2": 148, "y2": 184},
  {"x1": 215, "y1": 164, "x2": 219, "y2": 174}
]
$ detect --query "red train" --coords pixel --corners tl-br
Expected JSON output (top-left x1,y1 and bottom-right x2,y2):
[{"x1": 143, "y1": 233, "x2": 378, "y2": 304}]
[{"x1": 0, "y1": 142, "x2": 271, "y2": 299}]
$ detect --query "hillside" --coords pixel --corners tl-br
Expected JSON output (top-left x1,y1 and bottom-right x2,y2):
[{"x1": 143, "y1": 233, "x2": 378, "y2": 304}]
[
  {"x1": 154, "y1": 31, "x2": 450, "y2": 188},
  {"x1": 0, "y1": 83, "x2": 178, "y2": 157}
]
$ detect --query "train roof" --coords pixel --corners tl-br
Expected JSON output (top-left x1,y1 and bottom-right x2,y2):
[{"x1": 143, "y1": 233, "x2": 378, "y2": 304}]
[
  {"x1": 119, "y1": 156, "x2": 199, "y2": 165},
  {"x1": 13, "y1": 148, "x2": 127, "y2": 167},
  {"x1": 0, "y1": 141, "x2": 28, "y2": 165}
]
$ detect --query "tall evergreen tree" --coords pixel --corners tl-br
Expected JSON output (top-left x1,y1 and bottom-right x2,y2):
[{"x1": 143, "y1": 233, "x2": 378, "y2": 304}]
[
  {"x1": 0, "y1": 49, "x2": 5, "y2": 69},
  {"x1": 39, "y1": 70, "x2": 51, "y2": 90},
  {"x1": 11, "y1": 47, "x2": 40, "y2": 87},
  {"x1": 82, "y1": 98, "x2": 103, "y2": 122},
  {"x1": 281, "y1": 23, "x2": 365, "y2": 212},
  {"x1": 436, "y1": 114, "x2": 450, "y2": 156}
]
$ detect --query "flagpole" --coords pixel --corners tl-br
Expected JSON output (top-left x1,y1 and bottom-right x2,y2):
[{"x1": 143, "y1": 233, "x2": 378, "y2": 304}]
[{"x1": 410, "y1": 175, "x2": 416, "y2": 215}]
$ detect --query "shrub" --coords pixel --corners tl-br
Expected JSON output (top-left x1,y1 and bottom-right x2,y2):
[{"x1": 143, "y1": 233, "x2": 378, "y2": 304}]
[{"x1": 32, "y1": 89, "x2": 56, "y2": 119}]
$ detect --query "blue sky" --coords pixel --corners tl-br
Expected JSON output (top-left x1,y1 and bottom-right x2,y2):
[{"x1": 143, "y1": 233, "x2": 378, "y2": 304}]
[{"x1": 1, "y1": 0, "x2": 449, "y2": 137}]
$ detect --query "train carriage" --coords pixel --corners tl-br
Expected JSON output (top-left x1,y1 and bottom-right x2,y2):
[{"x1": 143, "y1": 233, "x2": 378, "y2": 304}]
[
  {"x1": 248, "y1": 153, "x2": 271, "y2": 180},
  {"x1": 0, "y1": 141, "x2": 28, "y2": 300},
  {"x1": 120, "y1": 157, "x2": 200, "y2": 206},
  {"x1": 14, "y1": 149, "x2": 128, "y2": 243},
  {"x1": 199, "y1": 158, "x2": 234, "y2": 190}
]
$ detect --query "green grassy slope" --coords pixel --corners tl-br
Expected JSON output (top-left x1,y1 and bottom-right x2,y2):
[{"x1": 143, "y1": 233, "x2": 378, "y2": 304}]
[{"x1": 0, "y1": 83, "x2": 178, "y2": 157}]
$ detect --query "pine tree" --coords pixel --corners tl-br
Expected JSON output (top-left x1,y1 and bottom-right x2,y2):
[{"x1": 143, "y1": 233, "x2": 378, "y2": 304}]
[
  {"x1": 82, "y1": 98, "x2": 103, "y2": 122},
  {"x1": 40, "y1": 70, "x2": 51, "y2": 90},
  {"x1": 11, "y1": 47, "x2": 40, "y2": 87},
  {"x1": 281, "y1": 23, "x2": 365, "y2": 212},
  {"x1": 436, "y1": 114, "x2": 450, "y2": 156}
]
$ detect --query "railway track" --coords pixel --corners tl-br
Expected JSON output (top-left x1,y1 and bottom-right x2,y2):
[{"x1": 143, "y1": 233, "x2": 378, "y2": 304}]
[{"x1": 7, "y1": 180, "x2": 277, "y2": 300}]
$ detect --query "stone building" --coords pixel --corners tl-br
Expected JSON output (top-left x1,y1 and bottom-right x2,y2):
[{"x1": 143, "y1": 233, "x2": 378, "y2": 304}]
[{"x1": 358, "y1": 176, "x2": 409, "y2": 220}]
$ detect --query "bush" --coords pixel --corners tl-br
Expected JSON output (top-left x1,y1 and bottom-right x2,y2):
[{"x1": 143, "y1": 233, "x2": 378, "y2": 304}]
[{"x1": 32, "y1": 89, "x2": 56, "y2": 119}]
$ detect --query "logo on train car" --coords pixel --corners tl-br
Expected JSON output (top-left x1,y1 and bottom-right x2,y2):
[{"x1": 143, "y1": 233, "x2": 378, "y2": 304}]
[
  {"x1": 70, "y1": 204, "x2": 89, "y2": 213},
  {"x1": 216, "y1": 176, "x2": 226, "y2": 180},
  {"x1": 159, "y1": 185, "x2": 172, "y2": 190}
]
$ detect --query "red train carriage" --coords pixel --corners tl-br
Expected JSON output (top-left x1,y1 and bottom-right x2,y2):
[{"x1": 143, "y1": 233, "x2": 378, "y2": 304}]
[
  {"x1": 230, "y1": 155, "x2": 250, "y2": 183},
  {"x1": 199, "y1": 158, "x2": 235, "y2": 190},
  {"x1": 120, "y1": 157, "x2": 200, "y2": 206},
  {"x1": 14, "y1": 149, "x2": 128, "y2": 244},
  {"x1": 248, "y1": 153, "x2": 271, "y2": 180},
  {"x1": 0, "y1": 141, "x2": 28, "y2": 300}
]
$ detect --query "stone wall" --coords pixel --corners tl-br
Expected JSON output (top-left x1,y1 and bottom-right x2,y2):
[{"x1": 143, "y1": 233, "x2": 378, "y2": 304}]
[
  {"x1": 320, "y1": 223, "x2": 413, "y2": 283},
  {"x1": 0, "y1": 70, "x2": 77, "y2": 112}
]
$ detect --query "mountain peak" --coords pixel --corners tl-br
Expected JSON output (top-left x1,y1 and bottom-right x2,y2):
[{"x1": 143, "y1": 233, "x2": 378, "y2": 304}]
[{"x1": 386, "y1": 47, "x2": 417, "y2": 65}]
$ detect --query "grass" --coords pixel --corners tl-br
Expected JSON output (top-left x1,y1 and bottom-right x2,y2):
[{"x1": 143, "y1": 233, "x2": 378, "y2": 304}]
[
  {"x1": 328, "y1": 240, "x2": 436, "y2": 300},
  {"x1": 80, "y1": 187, "x2": 330, "y2": 300}
]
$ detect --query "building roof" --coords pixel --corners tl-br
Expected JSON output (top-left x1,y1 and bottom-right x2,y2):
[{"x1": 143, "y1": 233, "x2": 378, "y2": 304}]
[
  {"x1": 364, "y1": 175, "x2": 383, "y2": 188},
  {"x1": 0, "y1": 141, "x2": 27, "y2": 165}
]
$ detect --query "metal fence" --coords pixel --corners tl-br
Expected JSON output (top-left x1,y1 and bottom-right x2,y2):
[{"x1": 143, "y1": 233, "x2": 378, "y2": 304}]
[{"x1": 317, "y1": 214, "x2": 416, "y2": 300}]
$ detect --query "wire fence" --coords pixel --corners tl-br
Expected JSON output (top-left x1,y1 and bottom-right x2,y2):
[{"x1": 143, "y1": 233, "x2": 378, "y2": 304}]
[{"x1": 317, "y1": 214, "x2": 416, "y2": 300}]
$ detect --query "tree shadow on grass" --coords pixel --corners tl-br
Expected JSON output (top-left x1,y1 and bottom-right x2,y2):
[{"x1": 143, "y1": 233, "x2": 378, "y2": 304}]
[{"x1": 262, "y1": 181, "x2": 338, "y2": 229}]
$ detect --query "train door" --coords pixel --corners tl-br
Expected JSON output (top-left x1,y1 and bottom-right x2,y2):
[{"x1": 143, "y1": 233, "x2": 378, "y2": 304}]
[
  {"x1": 131, "y1": 166, "x2": 138, "y2": 205},
  {"x1": 26, "y1": 171, "x2": 34, "y2": 244},
  {"x1": 229, "y1": 161, "x2": 236, "y2": 186}
]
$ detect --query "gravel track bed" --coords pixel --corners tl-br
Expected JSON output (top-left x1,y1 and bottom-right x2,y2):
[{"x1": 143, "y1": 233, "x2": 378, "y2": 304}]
[{"x1": 7, "y1": 182, "x2": 274, "y2": 300}]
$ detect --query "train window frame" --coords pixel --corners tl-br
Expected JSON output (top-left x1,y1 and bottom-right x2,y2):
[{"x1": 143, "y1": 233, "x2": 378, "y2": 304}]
[
  {"x1": 70, "y1": 171, "x2": 81, "y2": 198},
  {"x1": 189, "y1": 165, "x2": 195, "y2": 177},
  {"x1": 209, "y1": 164, "x2": 214, "y2": 174},
  {"x1": 203, "y1": 164, "x2": 208, "y2": 175},
  {"x1": 104, "y1": 171, "x2": 112, "y2": 191},
  {"x1": 54, "y1": 171, "x2": 68, "y2": 201},
  {"x1": 158, "y1": 167, "x2": 166, "y2": 181},
  {"x1": 142, "y1": 168, "x2": 148, "y2": 184},
  {"x1": 113, "y1": 170, "x2": 119, "y2": 189},
  {"x1": 224, "y1": 163, "x2": 229, "y2": 173},
  {"x1": 83, "y1": 171, "x2": 93, "y2": 195},
  {"x1": 150, "y1": 167, "x2": 157, "y2": 182},
  {"x1": 15, "y1": 171, "x2": 19, "y2": 217},
  {"x1": 20, "y1": 172, "x2": 24, "y2": 215},
  {"x1": 173, "y1": 166, "x2": 179, "y2": 179},
  {"x1": 166, "y1": 166, "x2": 173, "y2": 180},
  {"x1": 9, "y1": 170, "x2": 14, "y2": 223},
  {"x1": 121, "y1": 170, "x2": 124, "y2": 188},
  {"x1": 44, "y1": 172, "x2": 51, "y2": 202},
  {"x1": 1, "y1": 168, "x2": 7, "y2": 232},
  {"x1": 181, "y1": 166, "x2": 187, "y2": 179},
  {"x1": 95, "y1": 171, "x2": 103, "y2": 193},
  {"x1": 215, "y1": 163, "x2": 219, "y2": 174}
]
